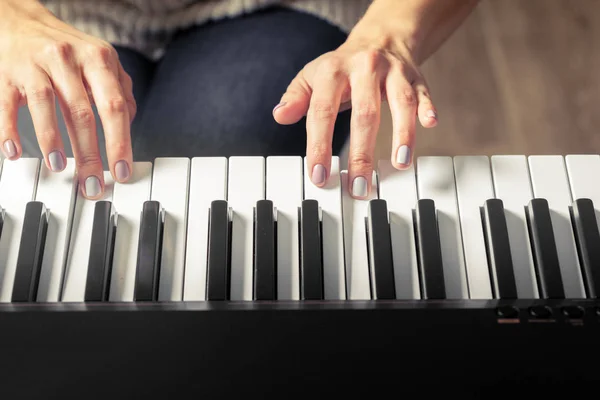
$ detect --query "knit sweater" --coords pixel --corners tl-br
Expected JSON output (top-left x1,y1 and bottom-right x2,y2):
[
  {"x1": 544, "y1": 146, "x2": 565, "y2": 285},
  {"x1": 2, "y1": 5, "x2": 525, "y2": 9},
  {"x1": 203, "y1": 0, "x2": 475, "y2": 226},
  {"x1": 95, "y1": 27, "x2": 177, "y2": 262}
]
[{"x1": 39, "y1": 0, "x2": 373, "y2": 60}]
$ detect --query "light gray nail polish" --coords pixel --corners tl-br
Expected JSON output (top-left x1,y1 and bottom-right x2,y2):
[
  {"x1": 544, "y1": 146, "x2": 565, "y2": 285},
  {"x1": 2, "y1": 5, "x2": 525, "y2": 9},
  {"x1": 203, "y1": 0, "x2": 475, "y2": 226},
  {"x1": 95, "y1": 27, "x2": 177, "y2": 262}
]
[
  {"x1": 85, "y1": 176, "x2": 101, "y2": 197},
  {"x1": 352, "y1": 176, "x2": 368, "y2": 198},
  {"x1": 115, "y1": 160, "x2": 130, "y2": 181},
  {"x1": 3, "y1": 140, "x2": 16, "y2": 158},
  {"x1": 48, "y1": 151, "x2": 65, "y2": 171},
  {"x1": 396, "y1": 145, "x2": 411, "y2": 165},
  {"x1": 312, "y1": 164, "x2": 326, "y2": 185}
]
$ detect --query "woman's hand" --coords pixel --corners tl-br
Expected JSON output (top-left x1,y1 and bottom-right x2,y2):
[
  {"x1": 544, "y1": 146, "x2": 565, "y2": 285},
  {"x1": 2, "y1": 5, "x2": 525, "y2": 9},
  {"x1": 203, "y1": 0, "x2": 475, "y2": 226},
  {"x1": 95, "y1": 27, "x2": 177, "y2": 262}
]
[
  {"x1": 0, "y1": 0, "x2": 135, "y2": 199},
  {"x1": 273, "y1": 0, "x2": 480, "y2": 198}
]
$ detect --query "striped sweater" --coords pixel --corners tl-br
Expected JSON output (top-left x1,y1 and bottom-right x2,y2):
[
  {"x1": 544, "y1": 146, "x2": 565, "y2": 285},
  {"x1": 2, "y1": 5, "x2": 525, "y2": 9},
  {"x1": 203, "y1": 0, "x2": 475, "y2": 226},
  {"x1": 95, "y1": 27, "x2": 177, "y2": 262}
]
[{"x1": 39, "y1": 0, "x2": 373, "y2": 60}]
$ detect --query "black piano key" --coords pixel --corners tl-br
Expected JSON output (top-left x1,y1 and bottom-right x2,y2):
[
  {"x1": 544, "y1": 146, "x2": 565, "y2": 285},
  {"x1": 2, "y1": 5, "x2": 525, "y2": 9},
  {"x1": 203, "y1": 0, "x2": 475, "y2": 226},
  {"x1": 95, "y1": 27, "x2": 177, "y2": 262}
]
[
  {"x1": 12, "y1": 201, "x2": 48, "y2": 302},
  {"x1": 481, "y1": 199, "x2": 517, "y2": 299},
  {"x1": 414, "y1": 199, "x2": 445, "y2": 300},
  {"x1": 254, "y1": 199, "x2": 276, "y2": 300},
  {"x1": 0, "y1": 206, "x2": 5, "y2": 240},
  {"x1": 85, "y1": 201, "x2": 117, "y2": 302},
  {"x1": 134, "y1": 201, "x2": 164, "y2": 302},
  {"x1": 570, "y1": 198, "x2": 600, "y2": 298},
  {"x1": 366, "y1": 199, "x2": 396, "y2": 300},
  {"x1": 300, "y1": 199, "x2": 324, "y2": 300},
  {"x1": 526, "y1": 198, "x2": 564, "y2": 299},
  {"x1": 206, "y1": 200, "x2": 232, "y2": 301}
]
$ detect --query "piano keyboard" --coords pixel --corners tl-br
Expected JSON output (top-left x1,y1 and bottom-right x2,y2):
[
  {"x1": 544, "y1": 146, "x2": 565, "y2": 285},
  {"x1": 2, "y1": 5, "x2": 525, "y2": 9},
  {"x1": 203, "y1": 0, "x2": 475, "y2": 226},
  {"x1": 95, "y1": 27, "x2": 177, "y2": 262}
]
[
  {"x1": 0, "y1": 153, "x2": 599, "y2": 305},
  {"x1": 1, "y1": 154, "x2": 599, "y2": 397}
]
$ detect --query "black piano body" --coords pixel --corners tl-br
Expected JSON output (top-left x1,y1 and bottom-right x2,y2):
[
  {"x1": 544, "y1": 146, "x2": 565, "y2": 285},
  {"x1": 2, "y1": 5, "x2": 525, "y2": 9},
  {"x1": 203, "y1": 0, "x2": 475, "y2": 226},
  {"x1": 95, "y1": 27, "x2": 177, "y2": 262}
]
[{"x1": 0, "y1": 298, "x2": 598, "y2": 398}]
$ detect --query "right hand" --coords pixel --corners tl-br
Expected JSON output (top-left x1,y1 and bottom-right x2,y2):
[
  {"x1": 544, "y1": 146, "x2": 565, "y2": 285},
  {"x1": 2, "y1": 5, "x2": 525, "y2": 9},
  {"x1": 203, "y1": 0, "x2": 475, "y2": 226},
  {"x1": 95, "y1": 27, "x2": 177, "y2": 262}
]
[{"x1": 0, "y1": 0, "x2": 136, "y2": 199}]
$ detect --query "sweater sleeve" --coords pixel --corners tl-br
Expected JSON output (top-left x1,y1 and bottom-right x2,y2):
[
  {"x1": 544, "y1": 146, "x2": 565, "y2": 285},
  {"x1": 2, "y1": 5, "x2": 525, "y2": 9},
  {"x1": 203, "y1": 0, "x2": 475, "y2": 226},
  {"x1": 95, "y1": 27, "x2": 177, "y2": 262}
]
[{"x1": 38, "y1": 0, "x2": 372, "y2": 60}]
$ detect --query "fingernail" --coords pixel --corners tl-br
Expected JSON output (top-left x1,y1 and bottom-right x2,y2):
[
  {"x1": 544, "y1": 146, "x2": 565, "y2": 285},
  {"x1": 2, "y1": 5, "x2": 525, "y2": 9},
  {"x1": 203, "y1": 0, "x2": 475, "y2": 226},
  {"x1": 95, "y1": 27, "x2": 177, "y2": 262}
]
[
  {"x1": 396, "y1": 145, "x2": 411, "y2": 166},
  {"x1": 273, "y1": 102, "x2": 287, "y2": 113},
  {"x1": 426, "y1": 110, "x2": 437, "y2": 119},
  {"x1": 48, "y1": 151, "x2": 65, "y2": 171},
  {"x1": 85, "y1": 176, "x2": 101, "y2": 197},
  {"x1": 115, "y1": 160, "x2": 130, "y2": 181},
  {"x1": 312, "y1": 164, "x2": 326, "y2": 185},
  {"x1": 3, "y1": 140, "x2": 16, "y2": 158},
  {"x1": 352, "y1": 176, "x2": 368, "y2": 198}
]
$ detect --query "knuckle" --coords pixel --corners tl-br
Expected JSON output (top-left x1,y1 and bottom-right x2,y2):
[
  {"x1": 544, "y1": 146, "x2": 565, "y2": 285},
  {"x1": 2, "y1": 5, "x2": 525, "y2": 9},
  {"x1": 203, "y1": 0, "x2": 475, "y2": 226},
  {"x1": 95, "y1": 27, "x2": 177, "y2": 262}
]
[
  {"x1": 84, "y1": 42, "x2": 118, "y2": 69},
  {"x1": 396, "y1": 87, "x2": 417, "y2": 107},
  {"x1": 122, "y1": 71, "x2": 133, "y2": 87},
  {"x1": 308, "y1": 101, "x2": 336, "y2": 122},
  {"x1": 109, "y1": 140, "x2": 131, "y2": 157},
  {"x1": 101, "y1": 96, "x2": 127, "y2": 115},
  {"x1": 46, "y1": 42, "x2": 74, "y2": 62},
  {"x1": 349, "y1": 152, "x2": 373, "y2": 171},
  {"x1": 0, "y1": 124, "x2": 16, "y2": 138},
  {"x1": 76, "y1": 152, "x2": 102, "y2": 169},
  {"x1": 26, "y1": 86, "x2": 54, "y2": 105},
  {"x1": 35, "y1": 129, "x2": 60, "y2": 144},
  {"x1": 319, "y1": 56, "x2": 345, "y2": 79},
  {"x1": 395, "y1": 129, "x2": 412, "y2": 141},
  {"x1": 354, "y1": 102, "x2": 378, "y2": 128},
  {"x1": 309, "y1": 142, "x2": 330, "y2": 161},
  {"x1": 68, "y1": 104, "x2": 95, "y2": 127},
  {"x1": 354, "y1": 49, "x2": 383, "y2": 71}
]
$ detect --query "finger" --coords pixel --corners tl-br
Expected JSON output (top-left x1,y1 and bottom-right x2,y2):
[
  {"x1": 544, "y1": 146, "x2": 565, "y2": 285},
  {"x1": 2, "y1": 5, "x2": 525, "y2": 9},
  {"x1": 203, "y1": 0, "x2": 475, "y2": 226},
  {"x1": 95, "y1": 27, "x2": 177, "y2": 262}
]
[
  {"x1": 118, "y1": 63, "x2": 137, "y2": 123},
  {"x1": 272, "y1": 67, "x2": 312, "y2": 125},
  {"x1": 386, "y1": 66, "x2": 417, "y2": 170},
  {"x1": 0, "y1": 82, "x2": 22, "y2": 160},
  {"x1": 46, "y1": 43, "x2": 104, "y2": 199},
  {"x1": 347, "y1": 58, "x2": 382, "y2": 199},
  {"x1": 83, "y1": 49, "x2": 133, "y2": 184},
  {"x1": 24, "y1": 67, "x2": 67, "y2": 172},
  {"x1": 304, "y1": 57, "x2": 348, "y2": 187},
  {"x1": 413, "y1": 76, "x2": 437, "y2": 128}
]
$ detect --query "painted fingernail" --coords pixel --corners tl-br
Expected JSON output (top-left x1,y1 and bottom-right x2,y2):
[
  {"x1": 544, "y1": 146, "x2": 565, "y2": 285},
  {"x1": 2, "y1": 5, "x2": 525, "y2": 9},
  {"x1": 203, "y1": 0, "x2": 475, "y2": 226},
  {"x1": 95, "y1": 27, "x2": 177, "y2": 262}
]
[
  {"x1": 396, "y1": 145, "x2": 411, "y2": 166},
  {"x1": 352, "y1": 176, "x2": 368, "y2": 198},
  {"x1": 312, "y1": 164, "x2": 326, "y2": 185},
  {"x1": 85, "y1": 176, "x2": 101, "y2": 197},
  {"x1": 273, "y1": 102, "x2": 287, "y2": 113},
  {"x1": 3, "y1": 140, "x2": 16, "y2": 158},
  {"x1": 48, "y1": 151, "x2": 65, "y2": 171},
  {"x1": 426, "y1": 110, "x2": 437, "y2": 119},
  {"x1": 115, "y1": 160, "x2": 130, "y2": 181}
]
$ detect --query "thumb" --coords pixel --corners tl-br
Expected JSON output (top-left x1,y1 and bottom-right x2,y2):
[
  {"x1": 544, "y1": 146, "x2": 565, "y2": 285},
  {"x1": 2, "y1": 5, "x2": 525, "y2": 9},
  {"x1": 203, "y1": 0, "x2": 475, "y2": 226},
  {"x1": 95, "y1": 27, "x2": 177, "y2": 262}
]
[{"x1": 273, "y1": 68, "x2": 312, "y2": 125}]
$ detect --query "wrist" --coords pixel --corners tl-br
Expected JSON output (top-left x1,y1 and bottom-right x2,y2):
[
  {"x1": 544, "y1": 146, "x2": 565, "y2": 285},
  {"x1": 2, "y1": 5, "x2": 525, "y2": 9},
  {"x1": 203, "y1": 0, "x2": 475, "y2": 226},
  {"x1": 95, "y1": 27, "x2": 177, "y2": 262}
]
[{"x1": 347, "y1": 0, "x2": 480, "y2": 65}]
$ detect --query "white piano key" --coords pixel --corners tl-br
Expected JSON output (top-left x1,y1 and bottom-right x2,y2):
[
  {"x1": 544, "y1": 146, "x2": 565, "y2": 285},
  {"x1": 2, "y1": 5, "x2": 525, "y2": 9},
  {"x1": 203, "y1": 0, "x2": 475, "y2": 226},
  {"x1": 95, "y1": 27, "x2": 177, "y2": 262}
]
[
  {"x1": 266, "y1": 156, "x2": 302, "y2": 300},
  {"x1": 341, "y1": 170, "x2": 377, "y2": 300},
  {"x1": 151, "y1": 158, "x2": 190, "y2": 301},
  {"x1": 110, "y1": 162, "x2": 153, "y2": 301},
  {"x1": 62, "y1": 171, "x2": 114, "y2": 302},
  {"x1": 490, "y1": 155, "x2": 538, "y2": 298},
  {"x1": 183, "y1": 157, "x2": 228, "y2": 301},
  {"x1": 416, "y1": 156, "x2": 468, "y2": 299},
  {"x1": 303, "y1": 157, "x2": 346, "y2": 300},
  {"x1": 528, "y1": 155, "x2": 585, "y2": 298},
  {"x1": 228, "y1": 157, "x2": 265, "y2": 301},
  {"x1": 34, "y1": 159, "x2": 78, "y2": 302},
  {"x1": 377, "y1": 161, "x2": 420, "y2": 299},
  {"x1": 0, "y1": 158, "x2": 39, "y2": 302},
  {"x1": 453, "y1": 156, "x2": 494, "y2": 299},
  {"x1": 565, "y1": 154, "x2": 600, "y2": 228}
]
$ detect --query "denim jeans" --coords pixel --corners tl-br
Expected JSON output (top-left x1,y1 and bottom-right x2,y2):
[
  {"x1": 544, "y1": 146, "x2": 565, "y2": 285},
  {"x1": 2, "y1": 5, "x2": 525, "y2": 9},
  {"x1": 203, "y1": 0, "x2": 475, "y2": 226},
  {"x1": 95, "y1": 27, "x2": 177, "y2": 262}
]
[{"x1": 17, "y1": 7, "x2": 352, "y2": 166}]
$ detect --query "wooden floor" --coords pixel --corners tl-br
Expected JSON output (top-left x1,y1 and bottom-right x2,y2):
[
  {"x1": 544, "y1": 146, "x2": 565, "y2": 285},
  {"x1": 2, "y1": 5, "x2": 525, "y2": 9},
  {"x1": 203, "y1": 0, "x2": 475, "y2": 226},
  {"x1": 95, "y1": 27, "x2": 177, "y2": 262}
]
[{"x1": 371, "y1": 0, "x2": 600, "y2": 163}]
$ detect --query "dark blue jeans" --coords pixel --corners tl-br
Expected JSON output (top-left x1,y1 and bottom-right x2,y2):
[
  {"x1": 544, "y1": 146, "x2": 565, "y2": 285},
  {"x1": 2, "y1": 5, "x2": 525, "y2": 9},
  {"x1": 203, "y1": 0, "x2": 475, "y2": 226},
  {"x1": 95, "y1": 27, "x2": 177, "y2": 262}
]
[{"x1": 18, "y1": 7, "x2": 351, "y2": 165}]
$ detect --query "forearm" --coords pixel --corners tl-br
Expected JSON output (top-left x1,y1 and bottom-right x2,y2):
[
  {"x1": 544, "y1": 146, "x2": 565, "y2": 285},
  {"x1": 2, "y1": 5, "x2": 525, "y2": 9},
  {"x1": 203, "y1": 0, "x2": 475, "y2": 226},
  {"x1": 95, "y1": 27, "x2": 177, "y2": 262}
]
[{"x1": 349, "y1": 0, "x2": 481, "y2": 64}]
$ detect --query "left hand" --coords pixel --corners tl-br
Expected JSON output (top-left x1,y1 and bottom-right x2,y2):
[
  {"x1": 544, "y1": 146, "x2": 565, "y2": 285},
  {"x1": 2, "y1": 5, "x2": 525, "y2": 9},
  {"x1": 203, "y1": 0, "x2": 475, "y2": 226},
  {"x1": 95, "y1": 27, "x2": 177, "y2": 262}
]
[{"x1": 272, "y1": 36, "x2": 437, "y2": 199}]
